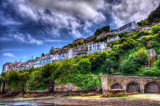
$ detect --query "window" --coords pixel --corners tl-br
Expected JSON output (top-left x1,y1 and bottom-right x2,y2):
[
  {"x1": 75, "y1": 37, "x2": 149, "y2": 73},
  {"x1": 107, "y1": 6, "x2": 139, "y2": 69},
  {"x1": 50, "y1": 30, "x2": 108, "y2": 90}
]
[{"x1": 97, "y1": 45, "x2": 100, "y2": 49}]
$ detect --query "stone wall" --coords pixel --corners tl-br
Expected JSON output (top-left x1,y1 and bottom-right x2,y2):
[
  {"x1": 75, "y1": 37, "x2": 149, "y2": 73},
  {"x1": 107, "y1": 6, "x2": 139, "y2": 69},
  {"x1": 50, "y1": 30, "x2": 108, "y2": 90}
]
[
  {"x1": 54, "y1": 83, "x2": 83, "y2": 92},
  {"x1": 101, "y1": 75, "x2": 160, "y2": 93}
]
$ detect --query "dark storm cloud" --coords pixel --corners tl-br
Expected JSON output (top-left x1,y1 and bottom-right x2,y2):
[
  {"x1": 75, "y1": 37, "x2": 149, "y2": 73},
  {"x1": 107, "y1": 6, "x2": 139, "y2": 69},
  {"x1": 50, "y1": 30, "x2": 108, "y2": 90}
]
[{"x1": 0, "y1": 0, "x2": 160, "y2": 44}]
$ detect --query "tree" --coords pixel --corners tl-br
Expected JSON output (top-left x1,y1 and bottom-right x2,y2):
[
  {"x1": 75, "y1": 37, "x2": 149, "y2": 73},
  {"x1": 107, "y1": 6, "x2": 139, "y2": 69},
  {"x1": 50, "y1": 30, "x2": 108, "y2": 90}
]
[
  {"x1": 0, "y1": 77, "x2": 3, "y2": 87},
  {"x1": 90, "y1": 52, "x2": 108, "y2": 72},
  {"x1": 151, "y1": 25, "x2": 160, "y2": 34},
  {"x1": 78, "y1": 58, "x2": 91, "y2": 74},
  {"x1": 6, "y1": 70, "x2": 21, "y2": 90},
  {"x1": 154, "y1": 55, "x2": 160, "y2": 69},
  {"x1": 121, "y1": 48, "x2": 148, "y2": 74},
  {"x1": 94, "y1": 29, "x2": 102, "y2": 36},
  {"x1": 104, "y1": 59, "x2": 114, "y2": 74},
  {"x1": 101, "y1": 26, "x2": 110, "y2": 32}
]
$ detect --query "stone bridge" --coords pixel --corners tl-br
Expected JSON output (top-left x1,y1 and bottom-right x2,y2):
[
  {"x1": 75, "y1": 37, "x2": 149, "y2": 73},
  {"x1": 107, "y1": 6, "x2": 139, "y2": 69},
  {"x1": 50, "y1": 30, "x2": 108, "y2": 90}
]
[{"x1": 101, "y1": 75, "x2": 160, "y2": 93}]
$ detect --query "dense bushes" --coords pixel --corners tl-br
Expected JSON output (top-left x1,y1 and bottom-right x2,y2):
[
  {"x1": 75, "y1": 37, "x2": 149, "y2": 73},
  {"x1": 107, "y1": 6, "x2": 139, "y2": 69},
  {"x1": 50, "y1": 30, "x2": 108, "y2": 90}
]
[
  {"x1": 121, "y1": 48, "x2": 147, "y2": 74},
  {"x1": 151, "y1": 25, "x2": 160, "y2": 34},
  {"x1": 0, "y1": 77, "x2": 3, "y2": 87},
  {"x1": 142, "y1": 55, "x2": 160, "y2": 76}
]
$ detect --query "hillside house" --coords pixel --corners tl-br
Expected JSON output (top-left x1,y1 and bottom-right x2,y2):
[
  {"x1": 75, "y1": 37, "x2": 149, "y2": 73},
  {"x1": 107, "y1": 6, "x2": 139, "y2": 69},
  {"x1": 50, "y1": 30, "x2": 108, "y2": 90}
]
[
  {"x1": 85, "y1": 35, "x2": 96, "y2": 42},
  {"x1": 107, "y1": 35, "x2": 120, "y2": 43},
  {"x1": 117, "y1": 21, "x2": 138, "y2": 33},
  {"x1": 87, "y1": 42, "x2": 110, "y2": 54},
  {"x1": 49, "y1": 46, "x2": 60, "y2": 54},
  {"x1": 2, "y1": 62, "x2": 12, "y2": 73},
  {"x1": 97, "y1": 31, "x2": 108, "y2": 39},
  {"x1": 73, "y1": 44, "x2": 88, "y2": 57},
  {"x1": 28, "y1": 59, "x2": 39, "y2": 68},
  {"x1": 39, "y1": 55, "x2": 53, "y2": 67},
  {"x1": 107, "y1": 30, "x2": 117, "y2": 35},
  {"x1": 73, "y1": 38, "x2": 84, "y2": 44},
  {"x1": 17, "y1": 62, "x2": 30, "y2": 71}
]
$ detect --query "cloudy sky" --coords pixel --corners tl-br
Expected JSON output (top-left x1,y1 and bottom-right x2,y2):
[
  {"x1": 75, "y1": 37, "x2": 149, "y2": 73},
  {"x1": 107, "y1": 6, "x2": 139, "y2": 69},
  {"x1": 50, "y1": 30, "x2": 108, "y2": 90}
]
[{"x1": 0, "y1": 0, "x2": 160, "y2": 73}]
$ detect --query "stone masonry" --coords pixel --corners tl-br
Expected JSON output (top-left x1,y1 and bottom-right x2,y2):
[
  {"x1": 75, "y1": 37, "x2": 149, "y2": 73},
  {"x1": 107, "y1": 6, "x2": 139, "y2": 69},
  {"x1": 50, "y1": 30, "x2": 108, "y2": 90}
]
[
  {"x1": 101, "y1": 75, "x2": 160, "y2": 93},
  {"x1": 54, "y1": 83, "x2": 83, "y2": 92}
]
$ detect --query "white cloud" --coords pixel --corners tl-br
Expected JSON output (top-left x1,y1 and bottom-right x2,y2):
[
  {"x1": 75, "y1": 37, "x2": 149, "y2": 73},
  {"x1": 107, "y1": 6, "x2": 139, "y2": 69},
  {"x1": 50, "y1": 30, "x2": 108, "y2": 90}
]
[
  {"x1": 6, "y1": 0, "x2": 106, "y2": 38},
  {"x1": 110, "y1": 0, "x2": 160, "y2": 27},
  {"x1": 3, "y1": 53, "x2": 14, "y2": 57},
  {"x1": 9, "y1": 33, "x2": 43, "y2": 45}
]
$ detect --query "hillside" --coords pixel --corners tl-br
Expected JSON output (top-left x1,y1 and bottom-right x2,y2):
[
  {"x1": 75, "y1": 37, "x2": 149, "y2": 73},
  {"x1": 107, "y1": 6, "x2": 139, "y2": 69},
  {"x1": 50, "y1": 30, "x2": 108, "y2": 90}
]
[{"x1": 1, "y1": 26, "x2": 160, "y2": 92}]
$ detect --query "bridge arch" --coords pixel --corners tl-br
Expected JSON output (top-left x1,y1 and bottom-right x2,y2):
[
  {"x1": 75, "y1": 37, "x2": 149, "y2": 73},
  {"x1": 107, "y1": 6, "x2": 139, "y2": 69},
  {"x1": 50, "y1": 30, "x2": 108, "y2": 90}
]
[
  {"x1": 126, "y1": 81, "x2": 140, "y2": 92},
  {"x1": 110, "y1": 83, "x2": 123, "y2": 90},
  {"x1": 144, "y1": 82, "x2": 160, "y2": 93}
]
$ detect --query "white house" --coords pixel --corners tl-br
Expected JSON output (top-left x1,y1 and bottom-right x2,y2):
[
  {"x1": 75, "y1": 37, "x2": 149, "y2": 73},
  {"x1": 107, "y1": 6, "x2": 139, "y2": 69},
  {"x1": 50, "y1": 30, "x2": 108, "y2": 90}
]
[
  {"x1": 57, "y1": 49, "x2": 73, "y2": 60},
  {"x1": 87, "y1": 42, "x2": 110, "y2": 54},
  {"x1": 39, "y1": 55, "x2": 53, "y2": 67},
  {"x1": 107, "y1": 30, "x2": 117, "y2": 35},
  {"x1": 97, "y1": 31, "x2": 108, "y2": 39},
  {"x1": 2, "y1": 62, "x2": 12, "y2": 73},
  {"x1": 107, "y1": 35, "x2": 120, "y2": 43},
  {"x1": 17, "y1": 62, "x2": 30, "y2": 71},
  {"x1": 73, "y1": 44, "x2": 88, "y2": 57},
  {"x1": 28, "y1": 59, "x2": 39, "y2": 68},
  {"x1": 141, "y1": 26, "x2": 152, "y2": 30},
  {"x1": 117, "y1": 21, "x2": 138, "y2": 33}
]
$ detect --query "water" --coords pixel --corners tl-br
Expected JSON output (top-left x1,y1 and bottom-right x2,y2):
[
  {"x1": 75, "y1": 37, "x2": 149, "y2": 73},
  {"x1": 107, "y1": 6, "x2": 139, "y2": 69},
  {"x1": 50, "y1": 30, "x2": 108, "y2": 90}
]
[{"x1": 0, "y1": 102, "x2": 55, "y2": 106}]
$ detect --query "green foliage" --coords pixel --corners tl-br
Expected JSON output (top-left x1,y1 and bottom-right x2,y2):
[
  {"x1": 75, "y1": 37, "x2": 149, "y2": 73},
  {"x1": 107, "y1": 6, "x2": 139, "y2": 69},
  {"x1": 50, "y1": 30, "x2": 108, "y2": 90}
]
[
  {"x1": 78, "y1": 58, "x2": 91, "y2": 74},
  {"x1": 0, "y1": 77, "x2": 3, "y2": 87},
  {"x1": 121, "y1": 48, "x2": 148, "y2": 74},
  {"x1": 94, "y1": 26, "x2": 110, "y2": 36},
  {"x1": 94, "y1": 29, "x2": 102, "y2": 36},
  {"x1": 28, "y1": 70, "x2": 45, "y2": 90},
  {"x1": 151, "y1": 25, "x2": 160, "y2": 34},
  {"x1": 154, "y1": 55, "x2": 160, "y2": 69},
  {"x1": 90, "y1": 52, "x2": 108, "y2": 73},
  {"x1": 101, "y1": 26, "x2": 110, "y2": 32},
  {"x1": 6, "y1": 70, "x2": 21, "y2": 88}
]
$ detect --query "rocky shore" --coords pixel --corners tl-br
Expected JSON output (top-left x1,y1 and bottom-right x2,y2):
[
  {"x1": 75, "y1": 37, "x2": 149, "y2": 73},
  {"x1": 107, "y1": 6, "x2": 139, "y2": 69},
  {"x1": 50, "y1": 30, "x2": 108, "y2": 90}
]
[{"x1": 0, "y1": 94, "x2": 160, "y2": 106}]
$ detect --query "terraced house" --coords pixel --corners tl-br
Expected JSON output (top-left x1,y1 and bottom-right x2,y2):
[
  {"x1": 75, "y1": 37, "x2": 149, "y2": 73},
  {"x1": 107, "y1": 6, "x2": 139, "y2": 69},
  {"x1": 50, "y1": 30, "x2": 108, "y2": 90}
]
[
  {"x1": 117, "y1": 21, "x2": 138, "y2": 33},
  {"x1": 73, "y1": 44, "x2": 88, "y2": 57},
  {"x1": 87, "y1": 42, "x2": 110, "y2": 54}
]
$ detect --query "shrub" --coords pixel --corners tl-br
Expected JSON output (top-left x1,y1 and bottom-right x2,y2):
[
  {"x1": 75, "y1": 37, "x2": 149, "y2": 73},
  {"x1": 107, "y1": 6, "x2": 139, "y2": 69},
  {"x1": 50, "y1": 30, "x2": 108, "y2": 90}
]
[
  {"x1": 121, "y1": 48, "x2": 147, "y2": 74},
  {"x1": 154, "y1": 55, "x2": 160, "y2": 69},
  {"x1": 0, "y1": 77, "x2": 3, "y2": 87},
  {"x1": 78, "y1": 58, "x2": 91, "y2": 74},
  {"x1": 151, "y1": 25, "x2": 160, "y2": 34}
]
